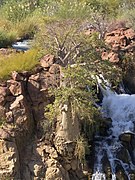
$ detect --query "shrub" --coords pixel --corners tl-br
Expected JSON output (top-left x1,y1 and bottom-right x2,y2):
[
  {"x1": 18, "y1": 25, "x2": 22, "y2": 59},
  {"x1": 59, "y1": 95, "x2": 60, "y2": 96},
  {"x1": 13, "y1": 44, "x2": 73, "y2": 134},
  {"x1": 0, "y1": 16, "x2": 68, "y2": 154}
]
[
  {"x1": 0, "y1": 28, "x2": 17, "y2": 48},
  {"x1": 0, "y1": 49, "x2": 39, "y2": 79},
  {"x1": 75, "y1": 136, "x2": 89, "y2": 164}
]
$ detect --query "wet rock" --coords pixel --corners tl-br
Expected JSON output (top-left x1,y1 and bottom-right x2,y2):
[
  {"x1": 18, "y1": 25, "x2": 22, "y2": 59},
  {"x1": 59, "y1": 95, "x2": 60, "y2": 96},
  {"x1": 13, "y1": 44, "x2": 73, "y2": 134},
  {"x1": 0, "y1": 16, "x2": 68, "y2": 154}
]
[
  {"x1": 129, "y1": 173, "x2": 135, "y2": 180},
  {"x1": 102, "y1": 152, "x2": 112, "y2": 179},
  {"x1": 99, "y1": 118, "x2": 112, "y2": 136},
  {"x1": 123, "y1": 63, "x2": 135, "y2": 94},
  {"x1": 131, "y1": 134, "x2": 135, "y2": 150},
  {"x1": 116, "y1": 168, "x2": 127, "y2": 180},
  {"x1": 119, "y1": 133, "x2": 132, "y2": 143},
  {"x1": 116, "y1": 147, "x2": 129, "y2": 163}
]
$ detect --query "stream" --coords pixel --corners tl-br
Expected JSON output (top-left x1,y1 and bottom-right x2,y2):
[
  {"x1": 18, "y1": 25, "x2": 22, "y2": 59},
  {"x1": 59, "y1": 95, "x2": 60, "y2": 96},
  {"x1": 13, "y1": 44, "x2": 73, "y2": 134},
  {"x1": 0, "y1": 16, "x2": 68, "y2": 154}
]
[
  {"x1": 12, "y1": 39, "x2": 32, "y2": 51},
  {"x1": 92, "y1": 86, "x2": 135, "y2": 180}
]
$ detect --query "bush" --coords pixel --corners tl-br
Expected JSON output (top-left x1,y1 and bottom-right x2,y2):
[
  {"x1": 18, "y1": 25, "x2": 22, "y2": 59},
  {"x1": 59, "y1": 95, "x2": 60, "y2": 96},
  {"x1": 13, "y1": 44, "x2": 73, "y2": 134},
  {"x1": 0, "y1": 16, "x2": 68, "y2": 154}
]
[
  {"x1": 0, "y1": 49, "x2": 39, "y2": 79},
  {"x1": 0, "y1": 28, "x2": 17, "y2": 48},
  {"x1": 75, "y1": 136, "x2": 89, "y2": 164}
]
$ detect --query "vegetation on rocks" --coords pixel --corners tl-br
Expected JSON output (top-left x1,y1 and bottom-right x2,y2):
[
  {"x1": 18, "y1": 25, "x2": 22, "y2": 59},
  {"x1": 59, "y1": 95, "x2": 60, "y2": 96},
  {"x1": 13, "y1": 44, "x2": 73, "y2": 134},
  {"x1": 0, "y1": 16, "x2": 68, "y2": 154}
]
[
  {"x1": 0, "y1": 49, "x2": 39, "y2": 79},
  {"x1": 0, "y1": 0, "x2": 134, "y2": 179},
  {"x1": 44, "y1": 20, "x2": 122, "y2": 164}
]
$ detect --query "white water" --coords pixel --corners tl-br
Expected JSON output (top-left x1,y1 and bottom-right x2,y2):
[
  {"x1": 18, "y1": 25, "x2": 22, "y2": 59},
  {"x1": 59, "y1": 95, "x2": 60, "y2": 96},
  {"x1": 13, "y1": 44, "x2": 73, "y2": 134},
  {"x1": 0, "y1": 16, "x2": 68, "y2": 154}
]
[
  {"x1": 92, "y1": 86, "x2": 135, "y2": 180},
  {"x1": 12, "y1": 40, "x2": 31, "y2": 51}
]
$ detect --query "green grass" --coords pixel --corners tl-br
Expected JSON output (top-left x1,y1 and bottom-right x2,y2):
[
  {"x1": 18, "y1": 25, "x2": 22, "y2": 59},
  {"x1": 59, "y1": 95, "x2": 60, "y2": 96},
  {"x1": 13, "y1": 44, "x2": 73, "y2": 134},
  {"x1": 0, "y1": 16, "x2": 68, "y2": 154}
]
[
  {"x1": 0, "y1": 49, "x2": 39, "y2": 79},
  {"x1": 0, "y1": 28, "x2": 17, "y2": 48}
]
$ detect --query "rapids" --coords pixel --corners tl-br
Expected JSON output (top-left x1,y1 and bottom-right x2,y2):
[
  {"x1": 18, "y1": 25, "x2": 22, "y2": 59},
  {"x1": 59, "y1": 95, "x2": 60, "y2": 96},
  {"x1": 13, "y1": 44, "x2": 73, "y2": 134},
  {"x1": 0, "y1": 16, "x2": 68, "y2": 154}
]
[{"x1": 92, "y1": 86, "x2": 135, "y2": 180}]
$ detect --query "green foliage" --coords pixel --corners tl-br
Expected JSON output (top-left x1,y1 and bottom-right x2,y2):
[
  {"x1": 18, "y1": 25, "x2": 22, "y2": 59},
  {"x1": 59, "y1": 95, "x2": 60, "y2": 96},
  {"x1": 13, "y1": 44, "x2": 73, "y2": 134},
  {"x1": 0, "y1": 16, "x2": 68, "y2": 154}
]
[
  {"x1": 0, "y1": 49, "x2": 39, "y2": 79},
  {"x1": 35, "y1": 20, "x2": 105, "y2": 62},
  {"x1": 14, "y1": 14, "x2": 43, "y2": 39},
  {"x1": 44, "y1": 20, "x2": 121, "y2": 132},
  {"x1": 0, "y1": 28, "x2": 17, "y2": 48},
  {"x1": 48, "y1": 0, "x2": 91, "y2": 20},
  {"x1": 75, "y1": 135, "x2": 89, "y2": 164},
  {"x1": 86, "y1": 0, "x2": 121, "y2": 17},
  {"x1": 45, "y1": 102, "x2": 60, "y2": 123},
  {"x1": 0, "y1": 117, "x2": 5, "y2": 127}
]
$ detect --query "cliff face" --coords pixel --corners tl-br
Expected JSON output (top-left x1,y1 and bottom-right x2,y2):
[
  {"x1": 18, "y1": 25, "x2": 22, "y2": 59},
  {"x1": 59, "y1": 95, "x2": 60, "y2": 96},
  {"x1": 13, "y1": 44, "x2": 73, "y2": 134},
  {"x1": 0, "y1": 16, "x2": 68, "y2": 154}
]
[{"x1": 0, "y1": 55, "x2": 86, "y2": 180}]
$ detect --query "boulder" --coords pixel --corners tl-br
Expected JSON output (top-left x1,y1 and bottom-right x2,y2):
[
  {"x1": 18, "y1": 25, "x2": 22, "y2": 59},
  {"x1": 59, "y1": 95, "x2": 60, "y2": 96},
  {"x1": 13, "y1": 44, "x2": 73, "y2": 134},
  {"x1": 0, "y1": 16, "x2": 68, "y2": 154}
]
[
  {"x1": 102, "y1": 51, "x2": 119, "y2": 63},
  {"x1": 0, "y1": 128, "x2": 12, "y2": 141},
  {"x1": 10, "y1": 95, "x2": 24, "y2": 110},
  {"x1": 5, "y1": 111, "x2": 14, "y2": 123},
  {"x1": 11, "y1": 71, "x2": 24, "y2": 81},
  {"x1": 40, "y1": 54, "x2": 55, "y2": 68},
  {"x1": 119, "y1": 133, "x2": 132, "y2": 143},
  {"x1": 8, "y1": 80, "x2": 22, "y2": 96}
]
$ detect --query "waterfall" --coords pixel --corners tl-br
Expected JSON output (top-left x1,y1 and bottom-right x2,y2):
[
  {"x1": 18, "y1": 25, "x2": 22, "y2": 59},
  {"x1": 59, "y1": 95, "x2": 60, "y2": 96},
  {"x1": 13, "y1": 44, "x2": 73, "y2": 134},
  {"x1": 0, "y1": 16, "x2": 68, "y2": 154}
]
[{"x1": 92, "y1": 84, "x2": 135, "y2": 180}]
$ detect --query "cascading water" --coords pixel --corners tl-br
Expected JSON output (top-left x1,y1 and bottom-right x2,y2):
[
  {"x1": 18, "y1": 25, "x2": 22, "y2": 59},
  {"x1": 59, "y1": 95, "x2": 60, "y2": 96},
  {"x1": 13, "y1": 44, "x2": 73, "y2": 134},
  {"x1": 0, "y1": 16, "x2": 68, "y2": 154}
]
[{"x1": 92, "y1": 85, "x2": 135, "y2": 180}]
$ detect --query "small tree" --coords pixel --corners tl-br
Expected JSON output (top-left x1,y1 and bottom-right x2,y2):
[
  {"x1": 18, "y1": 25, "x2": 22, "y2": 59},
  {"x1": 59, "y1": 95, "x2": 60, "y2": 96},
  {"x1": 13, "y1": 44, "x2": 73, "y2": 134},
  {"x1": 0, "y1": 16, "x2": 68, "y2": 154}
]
[
  {"x1": 43, "y1": 20, "x2": 120, "y2": 127},
  {"x1": 42, "y1": 20, "x2": 121, "y2": 163}
]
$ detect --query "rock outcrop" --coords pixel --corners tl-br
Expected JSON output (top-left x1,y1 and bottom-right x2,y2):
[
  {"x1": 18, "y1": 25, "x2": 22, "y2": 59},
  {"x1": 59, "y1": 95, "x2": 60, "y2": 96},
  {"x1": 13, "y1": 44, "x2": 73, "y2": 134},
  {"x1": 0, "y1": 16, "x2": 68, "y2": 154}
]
[
  {"x1": 101, "y1": 27, "x2": 135, "y2": 93},
  {"x1": 102, "y1": 27, "x2": 135, "y2": 63},
  {"x1": 0, "y1": 54, "x2": 87, "y2": 180}
]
